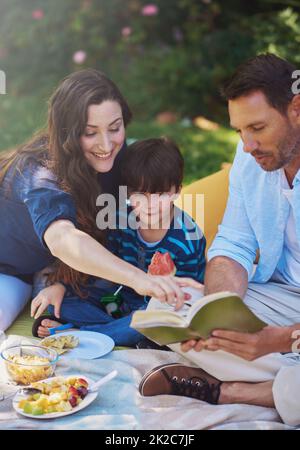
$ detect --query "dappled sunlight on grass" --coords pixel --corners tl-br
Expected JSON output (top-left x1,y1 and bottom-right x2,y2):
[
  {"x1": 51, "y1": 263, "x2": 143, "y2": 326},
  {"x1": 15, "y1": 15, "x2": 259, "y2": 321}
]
[{"x1": 190, "y1": 134, "x2": 205, "y2": 143}]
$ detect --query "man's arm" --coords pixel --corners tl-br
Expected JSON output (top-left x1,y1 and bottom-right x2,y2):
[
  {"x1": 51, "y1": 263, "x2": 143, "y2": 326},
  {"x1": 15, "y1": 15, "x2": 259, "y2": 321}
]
[
  {"x1": 204, "y1": 255, "x2": 249, "y2": 298},
  {"x1": 181, "y1": 142, "x2": 258, "y2": 352}
]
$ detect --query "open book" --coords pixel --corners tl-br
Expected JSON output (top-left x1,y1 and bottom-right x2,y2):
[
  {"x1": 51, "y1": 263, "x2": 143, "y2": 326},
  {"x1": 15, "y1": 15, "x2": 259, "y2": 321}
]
[
  {"x1": 130, "y1": 287, "x2": 266, "y2": 346},
  {"x1": 131, "y1": 288, "x2": 295, "y2": 383}
]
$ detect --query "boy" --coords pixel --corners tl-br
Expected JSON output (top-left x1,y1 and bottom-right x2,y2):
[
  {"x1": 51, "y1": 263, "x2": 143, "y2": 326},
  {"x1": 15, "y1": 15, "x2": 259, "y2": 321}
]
[{"x1": 32, "y1": 138, "x2": 206, "y2": 347}]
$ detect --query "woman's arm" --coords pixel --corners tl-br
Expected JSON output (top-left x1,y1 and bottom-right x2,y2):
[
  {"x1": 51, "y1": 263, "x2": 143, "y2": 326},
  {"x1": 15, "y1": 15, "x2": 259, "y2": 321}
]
[
  {"x1": 44, "y1": 220, "x2": 138, "y2": 287},
  {"x1": 44, "y1": 219, "x2": 202, "y2": 308}
]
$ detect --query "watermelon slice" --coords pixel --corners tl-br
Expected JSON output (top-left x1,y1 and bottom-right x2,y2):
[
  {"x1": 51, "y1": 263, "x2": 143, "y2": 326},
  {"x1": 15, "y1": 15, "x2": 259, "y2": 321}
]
[{"x1": 148, "y1": 251, "x2": 176, "y2": 276}]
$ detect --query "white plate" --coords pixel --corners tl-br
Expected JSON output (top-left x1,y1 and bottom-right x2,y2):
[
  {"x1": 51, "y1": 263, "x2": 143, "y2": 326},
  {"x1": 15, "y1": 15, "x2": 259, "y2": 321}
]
[
  {"x1": 13, "y1": 375, "x2": 97, "y2": 420},
  {"x1": 42, "y1": 331, "x2": 115, "y2": 360}
]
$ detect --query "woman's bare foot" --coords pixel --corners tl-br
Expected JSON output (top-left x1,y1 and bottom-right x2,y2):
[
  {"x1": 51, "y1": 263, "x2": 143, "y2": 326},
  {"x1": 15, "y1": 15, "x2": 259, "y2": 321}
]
[{"x1": 38, "y1": 318, "x2": 64, "y2": 338}]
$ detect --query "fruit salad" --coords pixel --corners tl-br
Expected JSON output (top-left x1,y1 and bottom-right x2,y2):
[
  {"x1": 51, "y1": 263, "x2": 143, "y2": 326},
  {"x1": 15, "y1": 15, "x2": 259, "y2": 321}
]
[{"x1": 17, "y1": 376, "x2": 89, "y2": 415}]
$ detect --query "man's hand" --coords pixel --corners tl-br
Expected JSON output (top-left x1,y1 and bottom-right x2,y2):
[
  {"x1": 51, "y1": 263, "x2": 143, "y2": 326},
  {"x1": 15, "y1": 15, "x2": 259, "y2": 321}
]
[
  {"x1": 181, "y1": 326, "x2": 295, "y2": 360},
  {"x1": 31, "y1": 283, "x2": 66, "y2": 319}
]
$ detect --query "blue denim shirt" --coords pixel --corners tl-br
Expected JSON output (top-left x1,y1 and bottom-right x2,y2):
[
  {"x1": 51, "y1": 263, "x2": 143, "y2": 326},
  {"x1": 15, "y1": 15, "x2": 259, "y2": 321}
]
[
  {"x1": 0, "y1": 162, "x2": 77, "y2": 280},
  {"x1": 0, "y1": 143, "x2": 127, "y2": 281},
  {"x1": 208, "y1": 140, "x2": 300, "y2": 283}
]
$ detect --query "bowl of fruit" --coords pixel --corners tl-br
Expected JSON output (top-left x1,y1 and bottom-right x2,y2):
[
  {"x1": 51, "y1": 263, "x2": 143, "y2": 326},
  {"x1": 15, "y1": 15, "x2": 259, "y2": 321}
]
[{"x1": 1, "y1": 345, "x2": 58, "y2": 385}]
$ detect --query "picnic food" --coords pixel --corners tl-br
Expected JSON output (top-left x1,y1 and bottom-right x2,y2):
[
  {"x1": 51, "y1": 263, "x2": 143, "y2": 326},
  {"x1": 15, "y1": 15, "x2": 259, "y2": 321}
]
[
  {"x1": 5, "y1": 354, "x2": 55, "y2": 385},
  {"x1": 40, "y1": 335, "x2": 79, "y2": 355},
  {"x1": 17, "y1": 377, "x2": 89, "y2": 415},
  {"x1": 148, "y1": 251, "x2": 176, "y2": 276},
  {"x1": 1, "y1": 345, "x2": 58, "y2": 385}
]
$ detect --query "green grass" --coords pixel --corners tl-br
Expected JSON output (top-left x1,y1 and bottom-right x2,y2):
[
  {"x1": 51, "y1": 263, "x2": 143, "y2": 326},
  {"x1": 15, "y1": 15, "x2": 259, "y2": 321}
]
[
  {"x1": 0, "y1": 93, "x2": 49, "y2": 151},
  {"x1": 0, "y1": 93, "x2": 239, "y2": 185}
]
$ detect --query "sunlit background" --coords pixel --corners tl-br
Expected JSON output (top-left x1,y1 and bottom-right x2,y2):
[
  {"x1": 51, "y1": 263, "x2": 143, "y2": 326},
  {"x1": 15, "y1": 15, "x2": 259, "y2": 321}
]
[{"x1": 1, "y1": 0, "x2": 300, "y2": 183}]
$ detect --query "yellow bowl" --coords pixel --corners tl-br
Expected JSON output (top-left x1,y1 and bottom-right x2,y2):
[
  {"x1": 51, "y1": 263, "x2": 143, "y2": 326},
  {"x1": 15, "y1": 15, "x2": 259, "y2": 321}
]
[{"x1": 1, "y1": 345, "x2": 58, "y2": 385}]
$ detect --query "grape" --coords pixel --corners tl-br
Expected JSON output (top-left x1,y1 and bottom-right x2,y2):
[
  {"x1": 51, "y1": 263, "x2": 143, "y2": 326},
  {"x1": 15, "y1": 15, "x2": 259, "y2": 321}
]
[
  {"x1": 77, "y1": 386, "x2": 88, "y2": 399},
  {"x1": 69, "y1": 396, "x2": 78, "y2": 407}
]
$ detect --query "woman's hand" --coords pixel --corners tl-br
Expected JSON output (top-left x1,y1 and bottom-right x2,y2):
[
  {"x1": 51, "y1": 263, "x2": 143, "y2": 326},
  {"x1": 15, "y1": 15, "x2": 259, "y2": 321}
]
[
  {"x1": 30, "y1": 283, "x2": 66, "y2": 320},
  {"x1": 133, "y1": 274, "x2": 204, "y2": 310}
]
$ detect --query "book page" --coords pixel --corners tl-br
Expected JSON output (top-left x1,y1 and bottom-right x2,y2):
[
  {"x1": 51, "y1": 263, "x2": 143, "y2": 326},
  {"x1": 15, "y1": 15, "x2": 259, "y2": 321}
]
[
  {"x1": 146, "y1": 288, "x2": 244, "y2": 328},
  {"x1": 147, "y1": 286, "x2": 204, "y2": 320},
  {"x1": 147, "y1": 298, "x2": 192, "y2": 319},
  {"x1": 134, "y1": 288, "x2": 265, "y2": 344},
  {"x1": 185, "y1": 290, "x2": 241, "y2": 323}
]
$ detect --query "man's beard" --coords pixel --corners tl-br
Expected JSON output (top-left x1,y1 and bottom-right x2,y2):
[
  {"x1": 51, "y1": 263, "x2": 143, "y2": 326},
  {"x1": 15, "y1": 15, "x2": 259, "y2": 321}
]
[{"x1": 263, "y1": 126, "x2": 300, "y2": 172}]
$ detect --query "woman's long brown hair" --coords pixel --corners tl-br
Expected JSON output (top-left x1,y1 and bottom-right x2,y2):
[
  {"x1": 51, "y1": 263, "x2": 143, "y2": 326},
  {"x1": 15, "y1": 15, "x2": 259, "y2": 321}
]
[{"x1": 0, "y1": 69, "x2": 132, "y2": 296}]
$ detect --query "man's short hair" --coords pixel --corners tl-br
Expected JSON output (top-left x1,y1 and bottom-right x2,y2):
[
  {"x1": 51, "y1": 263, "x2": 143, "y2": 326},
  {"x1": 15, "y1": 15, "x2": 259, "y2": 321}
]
[{"x1": 221, "y1": 53, "x2": 297, "y2": 114}]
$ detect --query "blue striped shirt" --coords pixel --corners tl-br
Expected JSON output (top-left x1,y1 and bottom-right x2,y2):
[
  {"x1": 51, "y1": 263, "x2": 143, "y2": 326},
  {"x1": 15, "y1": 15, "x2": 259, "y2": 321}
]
[
  {"x1": 63, "y1": 206, "x2": 206, "y2": 310},
  {"x1": 107, "y1": 206, "x2": 206, "y2": 283}
]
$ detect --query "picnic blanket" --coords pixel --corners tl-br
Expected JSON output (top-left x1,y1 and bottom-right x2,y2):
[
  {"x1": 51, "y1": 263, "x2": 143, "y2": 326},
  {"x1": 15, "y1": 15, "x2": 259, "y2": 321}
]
[{"x1": 0, "y1": 335, "x2": 295, "y2": 430}]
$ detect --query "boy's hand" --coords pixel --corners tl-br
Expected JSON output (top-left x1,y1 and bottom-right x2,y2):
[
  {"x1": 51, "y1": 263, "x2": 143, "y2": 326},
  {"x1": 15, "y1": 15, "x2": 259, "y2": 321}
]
[
  {"x1": 134, "y1": 274, "x2": 204, "y2": 310},
  {"x1": 31, "y1": 283, "x2": 66, "y2": 319}
]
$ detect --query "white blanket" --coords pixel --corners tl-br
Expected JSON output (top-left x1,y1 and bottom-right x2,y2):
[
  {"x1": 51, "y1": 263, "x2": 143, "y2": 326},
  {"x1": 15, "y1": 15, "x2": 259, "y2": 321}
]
[{"x1": 0, "y1": 335, "x2": 295, "y2": 430}]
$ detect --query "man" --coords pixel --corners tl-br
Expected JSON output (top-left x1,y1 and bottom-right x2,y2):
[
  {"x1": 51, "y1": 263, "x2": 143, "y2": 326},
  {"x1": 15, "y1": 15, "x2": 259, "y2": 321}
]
[{"x1": 139, "y1": 54, "x2": 300, "y2": 427}]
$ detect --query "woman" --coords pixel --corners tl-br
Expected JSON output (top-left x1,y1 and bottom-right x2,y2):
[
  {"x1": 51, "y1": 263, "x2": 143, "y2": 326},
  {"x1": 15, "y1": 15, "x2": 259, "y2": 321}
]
[{"x1": 0, "y1": 69, "x2": 201, "y2": 331}]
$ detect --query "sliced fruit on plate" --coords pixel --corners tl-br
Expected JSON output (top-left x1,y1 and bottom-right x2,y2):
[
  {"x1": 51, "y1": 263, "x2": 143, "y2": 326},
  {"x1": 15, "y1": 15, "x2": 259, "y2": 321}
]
[{"x1": 17, "y1": 377, "x2": 89, "y2": 415}]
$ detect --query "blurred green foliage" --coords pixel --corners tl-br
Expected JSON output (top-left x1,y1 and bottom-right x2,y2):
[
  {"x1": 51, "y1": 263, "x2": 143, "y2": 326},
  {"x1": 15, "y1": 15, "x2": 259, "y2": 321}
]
[
  {"x1": 0, "y1": 0, "x2": 298, "y2": 181},
  {"x1": 1, "y1": 0, "x2": 300, "y2": 121}
]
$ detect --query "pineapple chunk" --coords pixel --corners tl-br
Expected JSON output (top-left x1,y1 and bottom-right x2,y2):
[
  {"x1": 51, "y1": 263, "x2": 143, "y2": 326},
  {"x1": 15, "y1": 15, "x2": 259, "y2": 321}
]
[
  {"x1": 56, "y1": 401, "x2": 72, "y2": 412},
  {"x1": 48, "y1": 393, "x2": 63, "y2": 404},
  {"x1": 67, "y1": 378, "x2": 77, "y2": 386},
  {"x1": 18, "y1": 399, "x2": 28, "y2": 409},
  {"x1": 36, "y1": 396, "x2": 49, "y2": 409}
]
